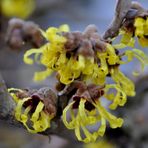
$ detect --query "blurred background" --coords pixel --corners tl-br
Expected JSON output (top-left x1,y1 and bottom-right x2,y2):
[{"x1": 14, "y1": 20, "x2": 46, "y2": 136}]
[{"x1": 1, "y1": 0, "x2": 148, "y2": 148}]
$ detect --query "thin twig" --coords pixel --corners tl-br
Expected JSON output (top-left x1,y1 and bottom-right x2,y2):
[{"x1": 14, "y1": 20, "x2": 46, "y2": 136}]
[
  {"x1": 103, "y1": 0, "x2": 131, "y2": 40},
  {"x1": 0, "y1": 74, "x2": 15, "y2": 120}
]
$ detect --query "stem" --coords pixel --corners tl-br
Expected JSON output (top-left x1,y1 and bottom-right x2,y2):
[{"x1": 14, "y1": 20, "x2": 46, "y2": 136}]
[{"x1": 103, "y1": 0, "x2": 131, "y2": 40}]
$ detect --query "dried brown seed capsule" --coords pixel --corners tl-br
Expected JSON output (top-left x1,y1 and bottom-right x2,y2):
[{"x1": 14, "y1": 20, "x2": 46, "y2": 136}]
[
  {"x1": 14, "y1": 87, "x2": 57, "y2": 116},
  {"x1": 83, "y1": 24, "x2": 98, "y2": 38},
  {"x1": 6, "y1": 18, "x2": 43, "y2": 49},
  {"x1": 93, "y1": 39, "x2": 107, "y2": 52},
  {"x1": 87, "y1": 84, "x2": 105, "y2": 100},
  {"x1": 63, "y1": 32, "x2": 75, "y2": 51},
  {"x1": 22, "y1": 21, "x2": 43, "y2": 48},
  {"x1": 77, "y1": 39, "x2": 94, "y2": 57}
]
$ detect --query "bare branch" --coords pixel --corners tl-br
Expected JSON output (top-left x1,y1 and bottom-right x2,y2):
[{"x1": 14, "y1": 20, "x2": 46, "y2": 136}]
[
  {"x1": 0, "y1": 74, "x2": 15, "y2": 120},
  {"x1": 131, "y1": 1, "x2": 143, "y2": 11},
  {"x1": 103, "y1": 0, "x2": 131, "y2": 40}
]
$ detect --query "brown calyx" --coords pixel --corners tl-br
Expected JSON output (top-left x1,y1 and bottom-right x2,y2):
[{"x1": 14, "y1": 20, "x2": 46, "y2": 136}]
[
  {"x1": 65, "y1": 81, "x2": 105, "y2": 111},
  {"x1": 63, "y1": 24, "x2": 107, "y2": 59},
  {"x1": 13, "y1": 87, "x2": 57, "y2": 116}
]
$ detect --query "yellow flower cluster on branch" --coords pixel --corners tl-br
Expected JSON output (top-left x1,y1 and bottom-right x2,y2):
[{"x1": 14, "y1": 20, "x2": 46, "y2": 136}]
[
  {"x1": 134, "y1": 17, "x2": 148, "y2": 47},
  {"x1": 24, "y1": 25, "x2": 135, "y2": 91},
  {"x1": 117, "y1": 17, "x2": 148, "y2": 48},
  {"x1": 105, "y1": 84, "x2": 127, "y2": 110},
  {"x1": 24, "y1": 24, "x2": 70, "y2": 82},
  {"x1": 63, "y1": 96, "x2": 123, "y2": 143},
  {"x1": 1, "y1": 0, "x2": 35, "y2": 19},
  {"x1": 20, "y1": 22, "x2": 148, "y2": 143},
  {"x1": 60, "y1": 81, "x2": 128, "y2": 143},
  {"x1": 8, "y1": 88, "x2": 56, "y2": 133}
]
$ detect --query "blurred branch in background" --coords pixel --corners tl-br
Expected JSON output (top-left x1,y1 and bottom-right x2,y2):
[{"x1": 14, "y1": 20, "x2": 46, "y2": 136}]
[{"x1": 0, "y1": 74, "x2": 15, "y2": 121}]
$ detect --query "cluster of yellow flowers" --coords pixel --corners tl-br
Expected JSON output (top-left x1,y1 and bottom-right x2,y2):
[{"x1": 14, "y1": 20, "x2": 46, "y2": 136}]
[
  {"x1": 134, "y1": 17, "x2": 148, "y2": 47},
  {"x1": 116, "y1": 17, "x2": 148, "y2": 48},
  {"x1": 8, "y1": 88, "x2": 54, "y2": 133},
  {"x1": 63, "y1": 98, "x2": 123, "y2": 143},
  {"x1": 59, "y1": 81, "x2": 127, "y2": 142},
  {"x1": 24, "y1": 24, "x2": 144, "y2": 97},
  {"x1": 24, "y1": 24, "x2": 70, "y2": 82},
  {"x1": 10, "y1": 16, "x2": 148, "y2": 143},
  {"x1": 25, "y1": 42, "x2": 120, "y2": 86},
  {"x1": 1, "y1": 0, "x2": 35, "y2": 19},
  {"x1": 23, "y1": 25, "x2": 136, "y2": 92}
]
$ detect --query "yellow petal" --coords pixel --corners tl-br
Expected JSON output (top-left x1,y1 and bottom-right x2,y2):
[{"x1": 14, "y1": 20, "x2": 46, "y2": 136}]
[
  {"x1": 124, "y1": 49, "x2": 148, "y2": 75},
  {"x1": 105, "y1": 84, "x2": 127, "y2": 110},
  {"x1": 15, "y1": 97, "x2": 31, "y2": 121},
  {"x1": 134, "y1": 17, "x2": 145, "y2": 37},
  {"x1": 94, "y1": 101, "x2": 123, "y2": 128},
  {"x1": 111, "y1": 69, "x2": 135, "y2": 96},
  {"x1": 31, "y1": 101, "x2": 44, "y2": 122},
  {"x1": 34, "y1": 69, "x2": 53, "y2": 81},
  {"x1": 106, "y1": 44, "x2": 119, "y2": 65},
  {"x1": 59, "y1": 24, "x2": 70, "y2": 32},
  {"x1": 134, "y1": 17, "x2": 145, "y2": 27},
  {"x1": 24, "y1": 48, "x2": 43, "y2": 65},
  {"x1": 8, "y1": 88, "x2": 24, "y2": 103},
  {"x1": 62, "y1": 101, "x2": 76, "y2": 129}
]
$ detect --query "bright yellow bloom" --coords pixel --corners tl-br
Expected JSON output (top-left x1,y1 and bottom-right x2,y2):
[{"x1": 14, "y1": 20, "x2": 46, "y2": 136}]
[
  {"x1": 113, "y1": 29, "x2": 135, "y2": 49},
  {"x1": 91, "y1": 43, "x2": 120, "y2": 86},
  {"x1": 24, "y1": 24, "x2": 70, "y2": 82},
  {"x1": 85, "y1": 43, "x2": 120, "y2": 85},
  {"x1": 25, "y1": 24, "x2": 112, "y2": 85},
  {"x1": 112, "y1": 34, "x2": 148, "y2": 82},
  {"x1": 25, "y1": 22, "x2": 136, "y2": 89},
  {"x1": 90, "y1": 63, "x2": 107, "y2": 85},
  {"x1": 134, "y1": 17, "x2": 145, "y2": 37},
  {"x1": 106, "y1": 44, "x2": 120, "y2": 65},
  {"x1": 111, "y1": 68, "x2": 135, "y2": 96},
  {"x1": 9, "y1": 88, "x2": 54, "y2": 133},
  {"x1": 114, "y1": 48, "x2": 148, "y2": 76},
  {"x1": 1, "y1": 0, "x2": 35, "y2": 19},
  {"x1": 62, "y1": 99, "x2": 123, "y2": 143},
  {"x1": 134, "y1": 17, "x2": 148, "y2": 47},
  {"x1": 97, "y1": 44, "x2": 120, "y2": 70},
  {"x1": 124, "y1": 48, "x2": 148, "y2": 75},
  {"x1": 117, "y1": 17, "x2": 148, "y2": 48},
  {"x1": 105, "y1": 84, "x2": 127, "y2": 110},
  {"x1": 144, "y1": 18, "x2": 148, "y2": 35},
  {"x1": 114, "y1": 17, "x2": 148, "y2": 48},
  {"x1": 72, "y1": 42, "x2": 120, "y2": 86}
]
